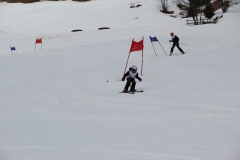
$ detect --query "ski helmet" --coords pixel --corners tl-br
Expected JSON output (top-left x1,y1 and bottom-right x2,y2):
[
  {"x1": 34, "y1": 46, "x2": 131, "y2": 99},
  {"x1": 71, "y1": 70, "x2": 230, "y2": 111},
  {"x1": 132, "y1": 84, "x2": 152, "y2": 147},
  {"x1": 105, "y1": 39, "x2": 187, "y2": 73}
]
[{"x1": 132, "y1": 65, "x2": 137, "y2": 70}]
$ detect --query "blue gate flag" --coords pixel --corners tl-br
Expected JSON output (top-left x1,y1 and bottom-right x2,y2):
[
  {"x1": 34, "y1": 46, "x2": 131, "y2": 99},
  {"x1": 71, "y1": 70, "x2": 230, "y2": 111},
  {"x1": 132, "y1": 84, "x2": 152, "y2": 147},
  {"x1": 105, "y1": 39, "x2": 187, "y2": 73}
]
[
  {"x1": 149, "y1": 36, "x2": 159, "y2": 42},
  {"x1": 10, "y1": 46, "x2": 18, "y2": 54},
  {"x1": 149, "y1": 36, "x2": 167, "y2": 56},
  {"x1": 10, "y1": 47, "x2": 16, "y2": 51}
]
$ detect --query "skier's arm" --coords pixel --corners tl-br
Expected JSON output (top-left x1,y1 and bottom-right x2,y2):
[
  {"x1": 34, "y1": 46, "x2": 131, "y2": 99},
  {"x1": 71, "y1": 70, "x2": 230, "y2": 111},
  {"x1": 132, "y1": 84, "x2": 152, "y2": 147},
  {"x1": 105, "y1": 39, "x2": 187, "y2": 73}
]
[
  {"x1": 136, "y1": 74, "x2": 142, "y2": 82},
  {"x1": 122, "y1": 71, "x2": 129, "y2": 81}
]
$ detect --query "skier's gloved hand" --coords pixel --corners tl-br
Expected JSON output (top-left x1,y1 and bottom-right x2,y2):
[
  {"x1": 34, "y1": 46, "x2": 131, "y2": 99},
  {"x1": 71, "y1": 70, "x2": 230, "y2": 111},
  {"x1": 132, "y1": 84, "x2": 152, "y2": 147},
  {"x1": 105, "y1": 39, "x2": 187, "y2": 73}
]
[
  {"x1": 122, "y1": 78, "x2": 125, "y2": 81},
  {"x1": 139, "y1": 78, "x2": 142, "y2": 82}
]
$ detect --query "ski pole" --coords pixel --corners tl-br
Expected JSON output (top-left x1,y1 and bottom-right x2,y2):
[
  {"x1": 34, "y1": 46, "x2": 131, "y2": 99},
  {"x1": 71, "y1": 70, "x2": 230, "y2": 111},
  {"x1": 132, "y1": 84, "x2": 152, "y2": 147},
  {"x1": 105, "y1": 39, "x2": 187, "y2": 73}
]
[
  {"x1": 106, "y1": 79, "x2": 121, "y2": 83},
  {"x1": 179, "y1": 43, "x2": 189, "y2": 46},
  {"x1": 169, "y1": 41, "x2": 172, "y2": 52}
]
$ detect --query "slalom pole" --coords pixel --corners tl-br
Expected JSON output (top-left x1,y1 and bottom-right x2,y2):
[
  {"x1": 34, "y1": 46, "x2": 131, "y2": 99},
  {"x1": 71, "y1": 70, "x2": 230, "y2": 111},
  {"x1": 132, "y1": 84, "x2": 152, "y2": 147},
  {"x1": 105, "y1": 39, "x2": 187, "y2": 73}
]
[
  {"x1": 141, "y1": 36, "x2": 144, "y2": 76},
  {"x1": 149, "y1": 36, "x2": 157, "y2": 57},
  {"x1": 123, "y1": 52, "x2": 131, "y2": 75},
  {"x1": 141, "y1": 48, "x2": 143, "y2": 76},
  {"x1": 150, "y1": 41, "x2": 157, "y2": 57},
  {"x1": 41, "y1": 38, "x2": 42, "y2": 51},
  {"x1": 10, "y1": 46, "x2": 13, "y2": 55},
  {"x1": 158, "y1": 41, "x2": 167, "y2": 55}
]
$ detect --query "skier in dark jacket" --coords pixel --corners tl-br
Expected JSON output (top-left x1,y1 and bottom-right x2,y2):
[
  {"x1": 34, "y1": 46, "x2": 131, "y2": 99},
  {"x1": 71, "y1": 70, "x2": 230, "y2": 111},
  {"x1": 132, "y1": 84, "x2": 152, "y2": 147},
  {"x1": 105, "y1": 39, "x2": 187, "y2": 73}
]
[
  {"x1": 169, "y1": 32, "x2": 185, "y2": 56},
  {"x1": 122, "y1": 65, "x2": 142, "y2": 92}
]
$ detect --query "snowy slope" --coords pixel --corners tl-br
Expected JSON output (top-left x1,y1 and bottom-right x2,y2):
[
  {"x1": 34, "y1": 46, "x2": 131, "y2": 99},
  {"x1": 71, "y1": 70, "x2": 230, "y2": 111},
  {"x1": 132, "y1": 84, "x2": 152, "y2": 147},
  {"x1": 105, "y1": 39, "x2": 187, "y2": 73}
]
[{"x1": 0, "y1": 0, "x2": 240, "y2": 160}]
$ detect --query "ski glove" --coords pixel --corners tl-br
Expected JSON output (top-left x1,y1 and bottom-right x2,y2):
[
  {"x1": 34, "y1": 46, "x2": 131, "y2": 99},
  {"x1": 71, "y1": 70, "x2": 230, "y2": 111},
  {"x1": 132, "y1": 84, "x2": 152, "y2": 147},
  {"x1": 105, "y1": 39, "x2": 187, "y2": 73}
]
[
  {"x1": 138, "y1": 78, "x2": 142, "y2": 82},
  {"x1": 122, "y1": 78, "x2": 125, "y2": 81}
]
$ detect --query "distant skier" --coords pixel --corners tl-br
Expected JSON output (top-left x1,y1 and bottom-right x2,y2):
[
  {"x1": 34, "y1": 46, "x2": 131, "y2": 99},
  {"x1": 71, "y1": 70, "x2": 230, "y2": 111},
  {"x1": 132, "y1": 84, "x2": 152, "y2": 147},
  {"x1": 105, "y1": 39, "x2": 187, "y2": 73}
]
[
  {"x1": 169, "y1": 32, "x2": 185, "y2": 56},
  {"x1": 122, "y1": 65, "x2": 142, "y2": 92}
]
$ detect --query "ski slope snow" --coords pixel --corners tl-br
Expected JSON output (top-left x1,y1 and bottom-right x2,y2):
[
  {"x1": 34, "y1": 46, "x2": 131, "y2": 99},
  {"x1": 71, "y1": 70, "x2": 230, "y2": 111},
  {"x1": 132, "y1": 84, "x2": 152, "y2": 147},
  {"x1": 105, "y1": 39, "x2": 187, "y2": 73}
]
[{"x1": 0, "y1": 0, "x2": 240, "y2": 159}]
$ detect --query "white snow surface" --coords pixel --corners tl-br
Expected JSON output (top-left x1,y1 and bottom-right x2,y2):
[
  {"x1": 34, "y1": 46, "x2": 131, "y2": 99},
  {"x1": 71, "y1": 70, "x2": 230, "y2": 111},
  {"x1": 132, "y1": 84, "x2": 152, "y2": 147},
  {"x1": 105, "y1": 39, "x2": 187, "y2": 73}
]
[{"x1": 0, "y1": 0, "x2": 240, "y2": 159}]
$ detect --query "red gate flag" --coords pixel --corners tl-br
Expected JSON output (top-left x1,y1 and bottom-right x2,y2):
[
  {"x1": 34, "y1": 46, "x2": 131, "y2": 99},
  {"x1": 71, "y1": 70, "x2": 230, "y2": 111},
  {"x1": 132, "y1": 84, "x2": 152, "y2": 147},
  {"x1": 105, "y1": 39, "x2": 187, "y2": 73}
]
[
  {"x1": 130, "y1": 39, "x2": 144, "y2": 52},
  {"x1": 124, "y1": 37, "x2": 144, "y2": 76},
  {"x1": 34, "y1": 37, "x2": 42, "y2": 51},
  {"x1": 35, "y1": 38, "x2": 42, "y2": 44}
]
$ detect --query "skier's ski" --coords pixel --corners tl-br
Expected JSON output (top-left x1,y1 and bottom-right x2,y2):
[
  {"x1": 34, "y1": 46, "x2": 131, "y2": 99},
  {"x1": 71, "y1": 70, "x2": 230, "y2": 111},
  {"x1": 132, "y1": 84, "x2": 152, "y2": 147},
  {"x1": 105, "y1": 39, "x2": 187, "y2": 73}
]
[
  {"x1": 132, "y1": 90, "x2": 144, "y2": 92},
  {"x1": 119, "y1": 90, "x2": 143, "y2": 94},
  {"x1": 169, "y1": 53, "x2": 186, "y2": 56},
  {"x1": 119, "y1": 91, "x2": 135, "y2": 94}
]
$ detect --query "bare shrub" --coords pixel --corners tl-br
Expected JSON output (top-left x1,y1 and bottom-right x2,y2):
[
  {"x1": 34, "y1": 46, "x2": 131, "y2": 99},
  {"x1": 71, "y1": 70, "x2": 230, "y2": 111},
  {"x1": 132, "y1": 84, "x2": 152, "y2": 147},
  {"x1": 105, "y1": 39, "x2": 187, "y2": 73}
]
[
  {"x1": 72, "y1": 0, "x2": 90, "y2": 2},
  {"x1": 8, "y1": 0, "x2": 39, "y2": 3},
  {"x1": 160, "y1": 0, "x2": 169, "y2": 13},
  {"x1": 220, "y1": 0, "x2": 230, "y2": 13}
]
